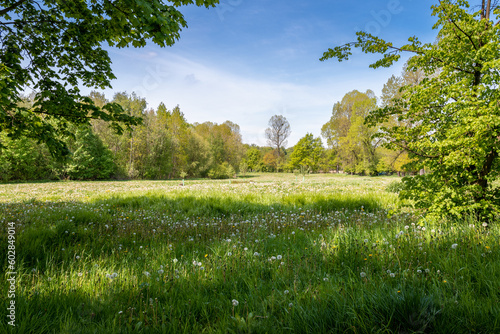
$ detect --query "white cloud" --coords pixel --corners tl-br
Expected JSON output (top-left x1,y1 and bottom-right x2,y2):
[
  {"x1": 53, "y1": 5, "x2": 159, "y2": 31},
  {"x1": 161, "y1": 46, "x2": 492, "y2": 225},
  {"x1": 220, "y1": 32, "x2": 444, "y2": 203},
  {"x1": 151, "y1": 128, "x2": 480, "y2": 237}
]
[{"x1": 103, "y1": 49, "x2": 398, "y2": 147}]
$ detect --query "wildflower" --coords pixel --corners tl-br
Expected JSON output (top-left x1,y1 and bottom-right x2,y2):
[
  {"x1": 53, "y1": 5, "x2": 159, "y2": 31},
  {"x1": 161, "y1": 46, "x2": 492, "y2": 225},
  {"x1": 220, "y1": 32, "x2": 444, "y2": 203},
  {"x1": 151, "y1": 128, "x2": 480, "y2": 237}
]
[
  {"x1": 227, "y1": 252, "x2": 232, "y2": 256},
  {"x1": 390, "y1": 273, "x2": 396, "y2": 278},
  {"x1": 118, "y1": 311, "x2": 123, "y2": 315},
  {"x1": 158, "y1": 269, "x2": 164, "y2": 275},
  {"x1": 482, "y1": 222, "x2": 488, "y2": 227},
  {"x1": 78, "y1": 272, "x2": 83, "y2": 277},
  {"x1": 288, "y1": 303, "x2": 293, "y2": 308},
  {"x1": 417, "y1": 269, "x2": 422, "y2": 274},
  {"x1": 76, "y1": 256, "x2": 80, "y2": 260},
  {"x1": 173, "y1": 258, "x2": 178, "y2": 263},
  {"x1": 284, "y1": 290, "x2": 289, "y2": 294},
  {"x1": 451, "y1": 244, "x2": 458, "y2": 249},
  {"x1": 144, "y1": 271, "x2": 151, "y2": 277},
  {"x1": 360, "y1": 272, "x2": 366, "y2": 278},
  {"x1": 277, "y1": 255, "x2": 282, "y2": 260},
  {"x1": 323, "y1": 277, "x2": 329, "y2": 282},
  {"x1": 253, "y1": 252, "x2": 259, "y2": 256},
  {"x1": 232, "y1": 299, "x2": 239, "y2": 307}
]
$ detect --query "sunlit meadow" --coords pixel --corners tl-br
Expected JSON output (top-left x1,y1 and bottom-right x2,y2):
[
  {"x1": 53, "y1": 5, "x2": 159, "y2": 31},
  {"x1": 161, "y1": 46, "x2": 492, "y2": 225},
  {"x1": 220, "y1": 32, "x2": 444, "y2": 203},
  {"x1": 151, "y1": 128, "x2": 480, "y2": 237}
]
[{"x1": 1, "y1": 174, "x2": 499, "y2": 333}]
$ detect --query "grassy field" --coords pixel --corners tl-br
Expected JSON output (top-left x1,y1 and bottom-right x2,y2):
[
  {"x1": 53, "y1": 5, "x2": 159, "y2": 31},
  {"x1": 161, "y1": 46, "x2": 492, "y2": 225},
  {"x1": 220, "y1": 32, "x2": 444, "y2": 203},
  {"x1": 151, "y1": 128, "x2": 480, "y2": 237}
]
[{"x1": 1, "y1": 173, "x2": 499, "y2": 333}]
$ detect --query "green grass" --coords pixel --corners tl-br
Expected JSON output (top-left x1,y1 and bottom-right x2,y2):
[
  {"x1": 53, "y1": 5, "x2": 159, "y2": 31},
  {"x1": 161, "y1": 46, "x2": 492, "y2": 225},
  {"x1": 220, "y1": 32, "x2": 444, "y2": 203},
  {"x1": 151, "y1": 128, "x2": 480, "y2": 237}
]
[{"x1": 1, "y1": 174, "x2": 499, "y2": 333}]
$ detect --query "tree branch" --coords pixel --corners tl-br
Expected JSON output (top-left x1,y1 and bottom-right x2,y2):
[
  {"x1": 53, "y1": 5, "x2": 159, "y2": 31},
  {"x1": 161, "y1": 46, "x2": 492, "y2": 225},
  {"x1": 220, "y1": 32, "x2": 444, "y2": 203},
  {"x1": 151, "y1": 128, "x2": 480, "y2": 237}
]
[
  {"x1": 384, "y1": 44, "x2": 475, "y2": 74},
  {"x1": 439, "y1": 0, "x2": 478, "y2": 50},
  {"x1": 392, "y1": 141, "x2": 441, "y2": 159},
  {"x1": 0, "y1": 0, "x2": 29, "y2": 16}
]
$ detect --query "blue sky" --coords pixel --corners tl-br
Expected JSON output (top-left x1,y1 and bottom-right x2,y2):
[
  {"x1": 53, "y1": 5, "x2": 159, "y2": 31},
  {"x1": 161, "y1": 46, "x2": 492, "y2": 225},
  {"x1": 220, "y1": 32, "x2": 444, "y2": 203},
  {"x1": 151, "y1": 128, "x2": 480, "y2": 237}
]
[{"x1": 98, "y1": 0, "x2": 438, "y2": 147}]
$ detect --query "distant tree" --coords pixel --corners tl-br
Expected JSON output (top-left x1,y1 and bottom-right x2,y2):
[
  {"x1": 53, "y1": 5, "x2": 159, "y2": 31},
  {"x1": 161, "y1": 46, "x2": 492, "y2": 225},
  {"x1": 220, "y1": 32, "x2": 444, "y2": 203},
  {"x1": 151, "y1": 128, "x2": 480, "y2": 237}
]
[
  {"x1": 265, "y1": 115, "x2": 291, "y2": 169},
  {"x1": 289, "y1": 133, "x2": 325, "y2": 173},
  {"x1": 65, "y1": 126, "x2": 115, "y2": 180},
  {"x1": 321, "y1": 90, "x2": 378, "y2": 175},
  {"x1": 245, "y1": 147, "x2": 263, "y2": 171},
  {"x1": 263, "y1": 151, "x2": 278, "y2": 172}
]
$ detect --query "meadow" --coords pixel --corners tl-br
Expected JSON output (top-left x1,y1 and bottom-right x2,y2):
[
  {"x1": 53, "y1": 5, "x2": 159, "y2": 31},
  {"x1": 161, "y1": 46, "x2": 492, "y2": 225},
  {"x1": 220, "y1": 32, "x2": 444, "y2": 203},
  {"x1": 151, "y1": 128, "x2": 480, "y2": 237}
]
[{"x1": 0, "y1": 173, "x2": 499, "y2": 333}]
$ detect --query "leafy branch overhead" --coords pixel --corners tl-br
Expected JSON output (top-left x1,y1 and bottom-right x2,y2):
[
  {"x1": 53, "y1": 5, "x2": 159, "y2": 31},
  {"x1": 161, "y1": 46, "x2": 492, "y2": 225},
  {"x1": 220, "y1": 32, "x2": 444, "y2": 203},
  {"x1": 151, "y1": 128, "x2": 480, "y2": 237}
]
[
  {"x1": 322, "y1": 0, "x2": 500, "y2": 220},
  {"x1": 0, "y1": 0, "x2": 219, "y2": 157}
]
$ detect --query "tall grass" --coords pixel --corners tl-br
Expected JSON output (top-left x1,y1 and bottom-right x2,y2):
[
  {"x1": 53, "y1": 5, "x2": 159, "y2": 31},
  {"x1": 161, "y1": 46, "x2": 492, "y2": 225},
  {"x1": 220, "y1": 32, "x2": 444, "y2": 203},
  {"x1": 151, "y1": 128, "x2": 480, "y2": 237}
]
[{"x1": 1, "y1": 175, "x2": 499, "y2": 333}]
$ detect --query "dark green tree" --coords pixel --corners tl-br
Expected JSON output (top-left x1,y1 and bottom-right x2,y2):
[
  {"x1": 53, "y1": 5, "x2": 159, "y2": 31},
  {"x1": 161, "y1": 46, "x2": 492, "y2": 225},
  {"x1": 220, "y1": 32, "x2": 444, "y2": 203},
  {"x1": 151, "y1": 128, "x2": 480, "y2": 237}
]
[{"x1": 65, "y1": 126, "x2": 115, "y2": 180}]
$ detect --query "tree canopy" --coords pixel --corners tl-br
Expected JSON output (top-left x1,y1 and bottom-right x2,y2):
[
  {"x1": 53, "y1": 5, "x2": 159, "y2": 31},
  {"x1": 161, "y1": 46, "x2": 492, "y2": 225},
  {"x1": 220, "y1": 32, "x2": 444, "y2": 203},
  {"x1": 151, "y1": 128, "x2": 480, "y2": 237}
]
[
  {"x1": 322, "y1": 0, "x2": 500, "y2": 220},
  {"x1": 0, "y1": 0, "x2": 219, "y2": 157}
]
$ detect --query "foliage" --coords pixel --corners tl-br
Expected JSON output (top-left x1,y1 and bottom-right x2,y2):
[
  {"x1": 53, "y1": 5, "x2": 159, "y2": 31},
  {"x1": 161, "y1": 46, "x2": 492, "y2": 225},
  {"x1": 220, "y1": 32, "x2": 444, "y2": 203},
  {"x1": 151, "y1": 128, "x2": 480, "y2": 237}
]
[
  {"x1": 322, "y1": 1, "x2": 500, "y2": 220},
  {"x1": 386, "y1": 180, "x2": 406, "y2": 193},
  {"x1": 321, "y1": 90, "x2": 379, "y2": 175},
  {"x1": 207, "y1": 162, "x2": 235, "y2": 179},
  {"x1": 0, "y1": 132, "x2": 57, "y2": 181},
  {"x1": 65, "y1": 126, "x2": 116, "y2": 180},
  {"x1": 288, "y1": 133, "x2": 325, "y2": 172},
  {"x1": 0, "y1": 0, "x2": 218, "y2": 157},
  {"x1": 239, "y1": 160, "x2": 248, "y2": 175},
  {"x1": 262, "y1": 150, "x2": 278, "y2": 171},
  {"x1": 245, "y1": 147, "x2": 263, "y2": 171}
]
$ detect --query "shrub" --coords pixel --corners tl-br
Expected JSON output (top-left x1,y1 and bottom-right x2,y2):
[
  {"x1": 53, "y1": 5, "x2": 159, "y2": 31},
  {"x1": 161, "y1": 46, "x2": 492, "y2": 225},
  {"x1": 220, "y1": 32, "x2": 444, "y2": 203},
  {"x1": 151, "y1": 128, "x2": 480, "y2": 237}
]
[{"x1": 208, "y1": 162, "x2": 235, "y2": 179}]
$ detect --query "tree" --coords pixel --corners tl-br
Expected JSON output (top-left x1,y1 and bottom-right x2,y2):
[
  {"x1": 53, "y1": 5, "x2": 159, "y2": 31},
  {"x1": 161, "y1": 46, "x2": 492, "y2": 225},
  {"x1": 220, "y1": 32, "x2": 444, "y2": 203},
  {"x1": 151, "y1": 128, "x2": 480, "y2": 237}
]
[
  {"x1": 245, "y1": 147, "x2": 263, "y2": 171},
  {"x1": 65, "y1": 125, "x2": 116, "y2": 180},
  {"x1": 321, "y1": 0, "x2": 500, "y2": 220},
  {"x1": 262, "y1": 151, "x2": 278, "y2": 172},
  {"x1": 265, "y1": 115, "x2": 291, "y2": 169},
  {"x1": 289, "y1": 133, "x2": 325, "y2": 173},
  {"x1": 321, "y1": 90, "x2": 378, "y2": 175},
  {"x1": 0, "y1": 0, "x2": 219, "y2": 157}
]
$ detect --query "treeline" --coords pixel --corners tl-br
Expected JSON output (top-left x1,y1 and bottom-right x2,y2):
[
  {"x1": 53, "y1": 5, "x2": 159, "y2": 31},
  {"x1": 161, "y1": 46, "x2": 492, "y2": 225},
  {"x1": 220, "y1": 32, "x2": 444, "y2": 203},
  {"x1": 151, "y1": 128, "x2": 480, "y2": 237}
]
[
  {"x1": 0, "y1": 92, "x2": 244, "y2": 181},
  {"x1": 0, "y1": 65, "x2": 420, "y2": 181}
]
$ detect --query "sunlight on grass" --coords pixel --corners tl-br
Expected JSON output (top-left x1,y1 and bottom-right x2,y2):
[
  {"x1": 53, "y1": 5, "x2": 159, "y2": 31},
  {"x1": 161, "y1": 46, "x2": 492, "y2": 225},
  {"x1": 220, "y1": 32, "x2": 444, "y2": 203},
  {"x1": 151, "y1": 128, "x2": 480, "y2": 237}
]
[{"x1": 1, "y1": 175, "x2": 499, "y2": 333}]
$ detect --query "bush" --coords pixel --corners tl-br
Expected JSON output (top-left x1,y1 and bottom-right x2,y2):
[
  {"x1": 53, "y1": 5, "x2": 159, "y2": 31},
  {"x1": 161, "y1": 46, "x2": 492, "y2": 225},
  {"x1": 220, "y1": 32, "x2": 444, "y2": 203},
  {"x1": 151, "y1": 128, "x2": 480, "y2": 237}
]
[
  {"x1": 386, "y1": 180, "x2": 405, "y2": 193},
  {"x1": 208, "y1": 162, "x2": 235, "y2": 179}
]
